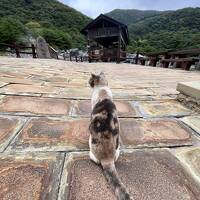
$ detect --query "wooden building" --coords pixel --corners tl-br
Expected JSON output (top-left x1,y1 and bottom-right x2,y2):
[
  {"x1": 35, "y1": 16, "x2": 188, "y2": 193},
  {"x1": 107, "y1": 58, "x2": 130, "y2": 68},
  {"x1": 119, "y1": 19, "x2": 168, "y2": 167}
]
[{"x1": 81, "y1": 14, "x2": 129, "y2": 63}]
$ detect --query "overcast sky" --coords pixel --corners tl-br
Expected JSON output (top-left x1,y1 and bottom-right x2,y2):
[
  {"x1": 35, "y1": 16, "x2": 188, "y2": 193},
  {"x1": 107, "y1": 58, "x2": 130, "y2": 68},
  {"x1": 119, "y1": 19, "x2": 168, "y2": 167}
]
[{"x1": 60, "y1": 0, "x2": 200, "y2": 18}]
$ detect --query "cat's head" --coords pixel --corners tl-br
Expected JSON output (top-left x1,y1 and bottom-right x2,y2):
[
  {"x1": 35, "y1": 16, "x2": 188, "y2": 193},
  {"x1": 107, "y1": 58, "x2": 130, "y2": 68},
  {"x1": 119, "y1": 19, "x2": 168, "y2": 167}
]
[{"x1": 89, "y1": 72, "x2": 108, "y2": 88}]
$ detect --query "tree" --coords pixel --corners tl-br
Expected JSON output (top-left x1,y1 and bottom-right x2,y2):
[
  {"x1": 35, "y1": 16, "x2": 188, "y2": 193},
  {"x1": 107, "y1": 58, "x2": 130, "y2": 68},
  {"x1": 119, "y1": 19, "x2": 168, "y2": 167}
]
[
  {"x1": 40, "y1": 28, "x2": 72, "y2": 50},
  {"x1": 0, "y1": 17, "x2": 26, "y2": 44},
  {"x1": 128, "y1": 38, "x2": 156, "y2": 57},
  {"x1": 24, "y1": 0, "x2": 32, "y2": 4},
  {"x1": 26, "y1": 21, "x2": 41, "y2": 29}
]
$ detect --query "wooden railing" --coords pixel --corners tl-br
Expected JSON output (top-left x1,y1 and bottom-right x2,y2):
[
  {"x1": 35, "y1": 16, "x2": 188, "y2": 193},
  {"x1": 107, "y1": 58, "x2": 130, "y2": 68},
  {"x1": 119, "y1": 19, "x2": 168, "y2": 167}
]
[
  {"x1": 88, "y1": 27, "x2": 119, "y2": 39},
  {"x1": 48, "y1": 45, "x2": 58, "y2": 59},
  {"x1": 0, "y1": 43, "x2": 37, "y2": 58}
]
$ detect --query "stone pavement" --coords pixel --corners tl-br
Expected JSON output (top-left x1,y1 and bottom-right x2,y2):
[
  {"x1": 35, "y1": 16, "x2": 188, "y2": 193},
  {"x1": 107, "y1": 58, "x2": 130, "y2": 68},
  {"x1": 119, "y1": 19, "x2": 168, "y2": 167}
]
[{"x1": 0, "y1": 56, "x2": 200, "y2": 200}]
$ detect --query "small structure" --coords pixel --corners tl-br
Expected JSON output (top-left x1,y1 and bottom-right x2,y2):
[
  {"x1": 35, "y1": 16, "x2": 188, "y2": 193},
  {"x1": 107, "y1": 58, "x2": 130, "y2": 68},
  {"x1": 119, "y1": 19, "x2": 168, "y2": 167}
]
[
  {"x1": 81, "y1": 14, "x2": 129, "y2": 63},
  {"x1": 125, "y1": 53, "x2": 146, "y2": 65}
]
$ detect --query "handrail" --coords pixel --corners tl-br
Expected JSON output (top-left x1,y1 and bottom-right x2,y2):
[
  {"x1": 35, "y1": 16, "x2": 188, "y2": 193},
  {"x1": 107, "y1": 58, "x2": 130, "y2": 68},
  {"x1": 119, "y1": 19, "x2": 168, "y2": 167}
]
[
  {"x1": 0, "y1": 43, "x2": 32, "y2": 49},
  {"x1": 0, "y1": 43, "x2": 37, "y2": 58}
]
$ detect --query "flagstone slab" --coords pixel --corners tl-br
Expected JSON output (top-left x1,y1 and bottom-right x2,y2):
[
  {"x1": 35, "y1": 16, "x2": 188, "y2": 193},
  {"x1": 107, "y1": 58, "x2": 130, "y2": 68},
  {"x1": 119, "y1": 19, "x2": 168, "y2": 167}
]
[
  {"x1": 0, "y1": 84, "x2": 59, "y2": 95},
  {"x1": 109, "y1": 80, "x2": 159, "y2": 89},
  {"x1": 7, "y1": 117, "x2": 89, "y2": 152},
  {"x1": 59, "y1": 150, "x2": 200, "y2": 200},
  {"x1": 112, "y1": 88, "x2": 154, "y2": 99},
  {"x1": 43, "y1": 88, "x2": 91, "y2": 99},
  {"x1": 0, "y1": 77, "x2": 43, "y2": 85},
  {"x1": 135, "y1": 100, "x2": 192, "y2": 118},
  {"x1": 0, "y1": 82, "x2": 8, "y2": 88},
  {"x1": 8, "y1": 117, "x2": 194, "y2": 152},
  {"x1": 115, "y1": 101, "x2": 141, "y2": 117},
  {"x1": 72, "y1": 100, "x2": 141, "y2": 118},
  {"x1": 0, "y1": 152, "x2": 64, "y2": 200},
  {"x1": 120, "y1": 118, "x2": 192, "y2": 148},
  {"x1": 151, "y1": 87, "x2": 179, "y2": 96},
  {"x1": 44, "y1": 82, "x2": 85, "y2": 88},
  {"x1": 0, "y1": 116, "x2": 26, "y2": 152},
  {"x1": 0, "y1": 96, "x2": 71, "y2": 116},
  {"x1": 175, "y1": 147, "x2": 200, "y2": 185},
  {"x1": 68, "y1": 78, "x2": 88, "y2": 87},
  {"x1": 181, "y1": 116, "x2": 200, "y2": 135}
]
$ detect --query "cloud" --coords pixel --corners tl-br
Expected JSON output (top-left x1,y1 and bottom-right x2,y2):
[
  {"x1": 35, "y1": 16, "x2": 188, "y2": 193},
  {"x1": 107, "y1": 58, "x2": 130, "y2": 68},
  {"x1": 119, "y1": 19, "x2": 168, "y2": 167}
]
[
  {"x1": 61, "y1": 0, "x2": 135, "y2": 17},
  {"x1": 60, "y1": 0, "x2": 200, "y2": 18}
]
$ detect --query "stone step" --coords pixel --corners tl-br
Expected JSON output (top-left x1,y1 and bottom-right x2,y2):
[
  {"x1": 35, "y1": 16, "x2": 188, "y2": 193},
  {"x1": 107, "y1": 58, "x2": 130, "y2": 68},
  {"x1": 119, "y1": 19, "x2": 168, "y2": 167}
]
[
  {"x1": 72, "y1": 99, "x2": 141, "y2": 118},
  {"x1": 181, "y1": 116, "x2": 200, "y2": 135},
  {"x1": 6, "y1": 117, "x2": 193, "y2": 152},
  {"x1": 134, "y1": 100, "x2": 192, "y2": 118},
  {"x1": 58, "y1": 149, "x2": 200, "y2": 200},
  {"x1": 177, "y1": 81, "x2": 200, "y2": 100},
  {"x1": 175, "y1": 147, "x2": 200, "y2": 185},
  {"x1": 0, "y1": 152, "x2": 64, "y2": 200},
  {"x1": 0, "y1": 116, "x2": 26, "y2": 152}
]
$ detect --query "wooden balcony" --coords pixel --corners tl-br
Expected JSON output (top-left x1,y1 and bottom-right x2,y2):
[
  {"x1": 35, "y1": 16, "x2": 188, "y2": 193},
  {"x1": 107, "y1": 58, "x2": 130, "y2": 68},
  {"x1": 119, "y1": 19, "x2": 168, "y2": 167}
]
[{"x1": 88, "y1": 27, "x2": 119, "y2": 39}]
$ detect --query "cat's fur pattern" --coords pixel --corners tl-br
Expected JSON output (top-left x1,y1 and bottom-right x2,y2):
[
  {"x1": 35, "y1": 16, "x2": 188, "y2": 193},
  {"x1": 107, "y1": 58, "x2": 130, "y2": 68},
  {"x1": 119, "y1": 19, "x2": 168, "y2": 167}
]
[{"x1": 89, "y1": 72, "x2": 133, "y2": 200}]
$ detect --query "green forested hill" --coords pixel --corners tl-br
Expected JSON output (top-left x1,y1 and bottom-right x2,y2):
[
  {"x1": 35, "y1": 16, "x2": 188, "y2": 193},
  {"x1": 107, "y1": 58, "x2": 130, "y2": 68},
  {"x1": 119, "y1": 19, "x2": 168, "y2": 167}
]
[
  {"x1": 107, "y1": 9, "x2": 163, "y2": 26},
  {"x1": 1, "y1": 1, "x2": 200, "y2": 53},
  {"x1": 107, "y1": 7, "x2": 200, "y2": 53},
  {"x1": 0, "y1": 0, "x2": 90, "y2": 49},
  {"x1": 129, "y1": 8, "x2": 200, "y2": 36}
]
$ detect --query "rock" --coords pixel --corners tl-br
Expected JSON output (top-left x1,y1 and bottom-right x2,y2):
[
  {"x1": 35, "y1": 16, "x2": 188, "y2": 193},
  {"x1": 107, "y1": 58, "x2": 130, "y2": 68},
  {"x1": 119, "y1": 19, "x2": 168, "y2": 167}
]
[{"x1": 36, "y1": 36, "x2": 51, "y2": 59}]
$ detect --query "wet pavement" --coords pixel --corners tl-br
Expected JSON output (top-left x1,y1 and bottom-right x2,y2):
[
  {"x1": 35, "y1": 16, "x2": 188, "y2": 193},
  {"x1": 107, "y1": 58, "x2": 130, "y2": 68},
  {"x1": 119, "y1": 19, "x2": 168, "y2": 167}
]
[{"x1": 0, "y1": 57, "x2": 200, "y2": 200}]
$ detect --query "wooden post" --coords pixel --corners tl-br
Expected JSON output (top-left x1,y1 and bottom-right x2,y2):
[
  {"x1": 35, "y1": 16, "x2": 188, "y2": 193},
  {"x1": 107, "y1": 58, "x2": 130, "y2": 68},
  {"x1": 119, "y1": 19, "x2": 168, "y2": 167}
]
[
  {"x1": 87, "y1": 38, "x2": 91, "y2": 63},
  {"x1": 70, "y1": 52, "x2": 72, "y2": 61},
  {"x1": 135, "y1": 51, "x2": 139, "y2": 64},
  {"x1": 117, "y1": 29, "x2": 121, "y2": 64},
  {"x1": 63, "y1": 52, "x2": 66, "y2": 60},
  {"x1": 14, "y1": 44, "x2": 20, "y2": 58},
  {"x1": 182, "y1": 61, "x2": 191, "y2": 71},
  {"x1": 31, "y1": 44, "x2": 37, "y2": 58}
]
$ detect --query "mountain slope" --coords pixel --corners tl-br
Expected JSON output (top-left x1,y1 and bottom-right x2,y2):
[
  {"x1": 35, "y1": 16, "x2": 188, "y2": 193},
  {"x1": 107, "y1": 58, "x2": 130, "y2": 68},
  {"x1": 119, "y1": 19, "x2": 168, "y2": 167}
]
[
  {"x1": 0, "y1": 0, "x2": 90, "y2": 31},
  {"x1": 107, "y1": 9, "x2": 163, "y2": 26},
  {"x1": 129, "y1": 7, "x2": 200, "y2": 36},
  {"x1": 0, "y1": 0, "x2": 91, "y2": 49},
  {"x1": 107, "y1": 7, "x2": 200, "y2": 53}
]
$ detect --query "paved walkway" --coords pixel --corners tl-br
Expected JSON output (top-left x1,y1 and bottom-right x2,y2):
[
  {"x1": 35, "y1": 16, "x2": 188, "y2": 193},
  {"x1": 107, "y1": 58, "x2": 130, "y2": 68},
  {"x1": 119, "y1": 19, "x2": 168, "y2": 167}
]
[{"x1": 0, "y1": 57, "x2": 200, "y2": 200}]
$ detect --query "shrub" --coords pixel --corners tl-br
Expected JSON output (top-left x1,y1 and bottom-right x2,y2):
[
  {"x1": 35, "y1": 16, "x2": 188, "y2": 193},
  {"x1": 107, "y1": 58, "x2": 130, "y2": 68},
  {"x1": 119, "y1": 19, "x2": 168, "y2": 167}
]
[
  {"x1": 40, "y1": 28, "x2": 72, "y2": 50},
  {"x1": 0, "y1": 17, "x2": 26, "y2": 44}
]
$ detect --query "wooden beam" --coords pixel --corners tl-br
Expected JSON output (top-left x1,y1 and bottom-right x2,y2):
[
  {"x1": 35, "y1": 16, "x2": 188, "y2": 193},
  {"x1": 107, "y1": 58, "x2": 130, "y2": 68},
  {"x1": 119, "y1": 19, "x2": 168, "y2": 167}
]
[
  {"x1": 87, "y1": 38, "x2": 92, "y2": 63},
  {"x1": 117, "y1": 30, "x2": 121, "y2": 63},
  {"x1": 120, "y1": 34, "x2": 126, "y2": 47}
]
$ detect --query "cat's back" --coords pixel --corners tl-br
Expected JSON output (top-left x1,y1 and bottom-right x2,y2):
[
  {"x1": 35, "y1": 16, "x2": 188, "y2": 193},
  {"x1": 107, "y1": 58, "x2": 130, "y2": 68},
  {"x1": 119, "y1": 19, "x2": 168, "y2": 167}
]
[{"x1": 90, "y1": 98, "x2": 119, "y2": 136}]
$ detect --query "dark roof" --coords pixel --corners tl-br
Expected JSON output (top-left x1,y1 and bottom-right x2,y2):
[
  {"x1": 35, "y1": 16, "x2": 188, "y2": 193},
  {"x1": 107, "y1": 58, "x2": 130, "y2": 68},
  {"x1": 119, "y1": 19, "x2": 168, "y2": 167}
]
[
  {"x1": 147, "y1": 48, "x2": 200, "y2": 57},
  {"x1": 81, "y1": 14, "x2": 129, "y2": 44},
  {"x1": 146, "y1": 50, "x2": 170, "y2": 56},
  {"x1": 169, "y1": 48, "x2": 200, "y2": 55}
]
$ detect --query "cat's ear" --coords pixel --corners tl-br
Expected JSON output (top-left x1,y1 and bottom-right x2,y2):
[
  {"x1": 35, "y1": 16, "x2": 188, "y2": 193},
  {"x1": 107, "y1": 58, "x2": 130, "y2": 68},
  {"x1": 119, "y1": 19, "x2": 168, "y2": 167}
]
[
  {"x1": 89, "y1": 74, "x2": 95, "y2": 88},
  {"x1": 91, "y1": 73, "x2": 96, "y2": 78},
  {"x1": 100, "y1": 72, "x2": 105, "y2": 77}
]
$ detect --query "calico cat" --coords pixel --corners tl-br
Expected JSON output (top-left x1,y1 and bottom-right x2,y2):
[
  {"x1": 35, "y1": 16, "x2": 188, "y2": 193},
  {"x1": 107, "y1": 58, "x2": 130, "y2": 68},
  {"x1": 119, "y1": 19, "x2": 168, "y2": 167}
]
[{"x1": 89, "y1": 72, "x2": 133, "y2": 200}]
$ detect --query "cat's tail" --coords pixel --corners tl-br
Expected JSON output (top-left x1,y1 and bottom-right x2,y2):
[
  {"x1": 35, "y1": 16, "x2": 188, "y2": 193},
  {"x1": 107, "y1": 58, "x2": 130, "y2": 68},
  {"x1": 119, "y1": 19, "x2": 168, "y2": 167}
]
[{"x1": 101, "y1": 160, "x2": 133, "y2": 200}]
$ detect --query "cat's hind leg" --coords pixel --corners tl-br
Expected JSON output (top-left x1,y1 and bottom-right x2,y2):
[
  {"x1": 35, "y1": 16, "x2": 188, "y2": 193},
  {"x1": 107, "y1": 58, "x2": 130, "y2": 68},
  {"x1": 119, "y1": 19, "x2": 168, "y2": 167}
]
[
  {"x1": 89, "y1": 135, "x2": 100, "y2": 164},
  {"x1": 115, "y1": 145, "x2": 120, "y2": 162},
  {"x1": 89, "y1": 151, "x2": 100, "y2": 164}
]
